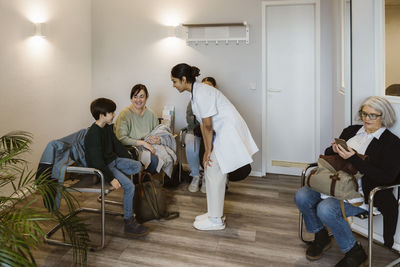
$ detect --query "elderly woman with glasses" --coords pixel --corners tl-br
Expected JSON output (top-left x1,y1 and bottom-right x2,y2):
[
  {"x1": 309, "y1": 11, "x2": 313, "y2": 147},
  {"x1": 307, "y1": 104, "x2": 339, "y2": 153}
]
[{"x1": 295, "y1": 96, "x2": 400, "y2": 267}]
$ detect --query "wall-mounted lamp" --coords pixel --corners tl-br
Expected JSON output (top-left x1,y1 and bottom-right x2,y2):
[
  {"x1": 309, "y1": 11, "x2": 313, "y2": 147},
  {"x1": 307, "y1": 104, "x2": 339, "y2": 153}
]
[
  {"x1": 166, "y1": 25, "x2": 187, "y2": 39},
  {"x1": 167, "y1": 26, "x2": 176, "y2": 37},
  {"x1": 34, "y1": 23, "x2": 46, "y2": 37}
]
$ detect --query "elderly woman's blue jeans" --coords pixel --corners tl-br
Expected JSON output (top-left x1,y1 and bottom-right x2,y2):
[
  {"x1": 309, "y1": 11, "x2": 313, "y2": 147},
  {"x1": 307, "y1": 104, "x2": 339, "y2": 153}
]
[
  {"x1": 108, "y1": 157, "x2": 141, "y2": 220},
  {"x1": 294, "y1": 186, "x2": 366, "y2": 253}
]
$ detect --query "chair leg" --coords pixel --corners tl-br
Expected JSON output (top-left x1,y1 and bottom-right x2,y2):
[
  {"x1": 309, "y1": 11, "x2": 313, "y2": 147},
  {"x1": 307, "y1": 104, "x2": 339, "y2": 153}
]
[
  {"x1": 299, "y1": 212, "x2": 312, "y2": 244},
  {"x1": 44, "y1": 207, "x2": 122, "y2": 251},
  {"x1": 178, "y1": 128, "x2": 187, "y2": 183},
  {"x1": 45, "y1": 169, "x2": 123, "y2": 251}
]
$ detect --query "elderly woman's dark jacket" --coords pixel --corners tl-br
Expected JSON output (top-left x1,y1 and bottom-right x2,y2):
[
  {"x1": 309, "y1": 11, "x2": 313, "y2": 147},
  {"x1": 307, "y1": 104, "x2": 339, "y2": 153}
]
[{"x1": 325, "y1": 125, "x2": 400, "y2": 248}]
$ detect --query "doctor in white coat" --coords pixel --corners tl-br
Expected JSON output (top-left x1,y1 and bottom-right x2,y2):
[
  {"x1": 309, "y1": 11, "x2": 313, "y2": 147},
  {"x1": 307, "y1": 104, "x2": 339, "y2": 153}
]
[{"x1": 171, "y1": 63, "x2": 258, "y2": 231}]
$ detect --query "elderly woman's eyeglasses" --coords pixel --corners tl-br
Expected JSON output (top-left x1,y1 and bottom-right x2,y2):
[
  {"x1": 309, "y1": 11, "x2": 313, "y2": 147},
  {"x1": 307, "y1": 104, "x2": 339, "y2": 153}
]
[{"x1": 359, "y1": 111, "x2": 382, "y2": 120}]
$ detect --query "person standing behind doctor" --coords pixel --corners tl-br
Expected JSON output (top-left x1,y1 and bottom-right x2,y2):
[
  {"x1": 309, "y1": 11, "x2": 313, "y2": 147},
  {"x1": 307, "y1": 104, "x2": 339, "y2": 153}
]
[
  {"x1": 186, "y1": 76, "x2": 218, "y2": 193},
  {"x1": 171, "y1": 63, "x2": 258, "y2": 231}
]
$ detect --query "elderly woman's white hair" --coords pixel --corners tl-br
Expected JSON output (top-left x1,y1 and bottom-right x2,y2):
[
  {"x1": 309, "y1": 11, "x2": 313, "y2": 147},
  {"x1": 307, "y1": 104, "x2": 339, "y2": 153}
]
[{"x1": 356, "y1": 96, "x2": 396, "y2": 128}]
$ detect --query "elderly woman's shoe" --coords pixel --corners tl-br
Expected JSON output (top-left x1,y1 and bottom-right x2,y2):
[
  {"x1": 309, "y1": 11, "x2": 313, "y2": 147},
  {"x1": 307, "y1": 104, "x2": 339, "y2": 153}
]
[
  {"x1": 306, "y1": 228, "x2": 332, "y2": 260},
  {"x1": 335, "y1": 242, "x2": 367, "y2": 267}
]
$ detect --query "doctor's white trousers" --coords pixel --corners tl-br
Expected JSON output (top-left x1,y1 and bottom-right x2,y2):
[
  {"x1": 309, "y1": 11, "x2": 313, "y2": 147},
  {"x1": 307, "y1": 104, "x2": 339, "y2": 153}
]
[{"x1": 205, "y1": 151, "x2": 227, "y2": 218}]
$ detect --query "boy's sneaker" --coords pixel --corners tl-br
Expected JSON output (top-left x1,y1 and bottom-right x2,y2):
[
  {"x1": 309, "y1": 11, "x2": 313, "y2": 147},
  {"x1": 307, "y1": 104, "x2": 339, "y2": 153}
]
[
  {"x1": 200, "y1": 178, "x2": 206, "y2": 193},
  {"x1": 124, "y1": 217, "x2": 149, "y2": 237},
  {"x1": 188, "y1": 176, "x2": 200, "y2": 192}
]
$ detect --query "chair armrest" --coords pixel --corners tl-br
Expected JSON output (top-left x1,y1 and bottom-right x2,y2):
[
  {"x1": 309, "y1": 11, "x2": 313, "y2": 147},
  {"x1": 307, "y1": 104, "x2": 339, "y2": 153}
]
[
  {"x1": 300, "y1": 163, "x2": 318, "y2": 186},
  {"x1": 66, "y1": 166, "x2": 108, "y2": 192},
  {"x1": 369, "y1": 183, "x2": 400, "y2": 203},
  {"x1": 368, "y1": 183, "x2": 400, "y2": 220}
]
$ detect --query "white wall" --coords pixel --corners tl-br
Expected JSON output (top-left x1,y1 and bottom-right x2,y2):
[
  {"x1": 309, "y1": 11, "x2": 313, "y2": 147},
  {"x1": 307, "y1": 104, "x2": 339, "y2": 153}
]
[
  {"x1": 92, "y1": 0, "x2": 336, "y2": 174},
  {"x1": 92, "y1": 0, "x2": 264, "y2": 173},
  {"x1": 0, "y1": 0, "x2": 338, "y2": 178},
  {"x1": 0, "y1": 0, "x2": 92, "y2": 187},
  {"x1": 320, "y1": 0, "x2": 334, "y2": 153},
  {"x1": 351, "y1": 0, "x2": 376, "y2": 111}
]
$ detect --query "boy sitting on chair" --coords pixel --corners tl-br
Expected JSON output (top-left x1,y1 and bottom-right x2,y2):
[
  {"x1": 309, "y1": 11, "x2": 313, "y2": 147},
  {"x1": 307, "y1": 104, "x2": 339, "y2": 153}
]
[{"x1": 84, "y1": 98, "x2": 148, "y2": 237}]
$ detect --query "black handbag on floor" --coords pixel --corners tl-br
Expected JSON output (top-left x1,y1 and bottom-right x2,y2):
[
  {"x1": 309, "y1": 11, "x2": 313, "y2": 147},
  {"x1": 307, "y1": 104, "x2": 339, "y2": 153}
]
[
  {"x1": 228, "y1": 164, "x2": 252, "y2": 182},
  {"x1": 133, "y1": 172, "x2": 179, "y2": 223}
]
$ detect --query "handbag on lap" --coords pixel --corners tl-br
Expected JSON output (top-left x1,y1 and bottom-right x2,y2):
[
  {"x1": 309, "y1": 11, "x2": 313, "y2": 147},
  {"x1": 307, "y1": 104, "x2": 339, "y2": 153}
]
[
  {"x1": 306, "y1": 154, "x2": 367, "y2": 220},
  {"x1": 306, "y1": 155, "x2": 365, "y2": 201}
]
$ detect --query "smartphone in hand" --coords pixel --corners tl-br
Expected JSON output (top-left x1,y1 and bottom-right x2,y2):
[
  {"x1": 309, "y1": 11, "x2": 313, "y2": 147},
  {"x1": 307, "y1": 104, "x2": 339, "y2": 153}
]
[{"x1": 334, "y1": 138, "x2": 349, "y2": 152}]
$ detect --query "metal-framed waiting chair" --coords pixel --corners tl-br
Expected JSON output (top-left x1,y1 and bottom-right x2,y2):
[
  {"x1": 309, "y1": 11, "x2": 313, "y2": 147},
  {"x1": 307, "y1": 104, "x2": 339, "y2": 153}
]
[
  {"x1": 298, "y1": 163, "x2": 400, "y2": 266},
  {"x1": 44, "y1": 166, "x2": 122, "y2": 251}
]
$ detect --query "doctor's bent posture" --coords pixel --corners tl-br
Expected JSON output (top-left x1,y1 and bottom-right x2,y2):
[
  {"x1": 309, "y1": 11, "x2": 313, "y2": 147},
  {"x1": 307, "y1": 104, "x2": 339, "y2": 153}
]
[{"x1": 171, "y1": 63, "x2": 258, "y2": 231}]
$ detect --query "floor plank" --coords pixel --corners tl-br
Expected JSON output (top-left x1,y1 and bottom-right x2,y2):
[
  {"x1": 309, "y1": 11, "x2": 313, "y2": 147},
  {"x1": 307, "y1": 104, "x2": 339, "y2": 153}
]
[{"x1": 32, "y1": 174, "x2": 399, "y2": 266}]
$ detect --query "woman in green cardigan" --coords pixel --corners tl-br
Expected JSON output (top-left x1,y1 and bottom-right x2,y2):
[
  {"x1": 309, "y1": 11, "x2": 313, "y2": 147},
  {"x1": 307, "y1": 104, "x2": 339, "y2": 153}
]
[{"x1": 114, "y1": 84, "x2": 159, "y2": 173}]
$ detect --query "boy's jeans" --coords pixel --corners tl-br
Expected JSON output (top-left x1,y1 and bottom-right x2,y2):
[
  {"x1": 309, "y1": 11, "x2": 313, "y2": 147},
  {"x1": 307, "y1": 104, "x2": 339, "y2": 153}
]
[
  {"x1": 294, "y1": 186, "x2": 366, "y2": 252},
  {"x1": 185, "y1": 133, "x2": 201, "y2": 177},
  {"x1": 108, "y1": 157, "x2": 141, "y2": 219}
]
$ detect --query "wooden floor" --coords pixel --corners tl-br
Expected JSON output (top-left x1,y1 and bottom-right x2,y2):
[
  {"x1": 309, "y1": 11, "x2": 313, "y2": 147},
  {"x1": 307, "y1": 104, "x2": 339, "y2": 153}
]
[{"x1": 32, "y1": 174, "x2": 399, "y2": 266}]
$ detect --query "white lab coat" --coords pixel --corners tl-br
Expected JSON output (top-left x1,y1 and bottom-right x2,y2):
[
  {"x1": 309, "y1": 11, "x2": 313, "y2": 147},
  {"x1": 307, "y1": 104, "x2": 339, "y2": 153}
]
[{"x1": 191, "y1": 82, "x2": 258, "y2": 174}]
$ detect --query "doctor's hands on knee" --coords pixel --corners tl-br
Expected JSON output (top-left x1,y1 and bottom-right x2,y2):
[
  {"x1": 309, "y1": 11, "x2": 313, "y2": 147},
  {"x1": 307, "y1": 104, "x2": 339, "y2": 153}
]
[
  {"x1": 203, "y1": 151, "x2": 212, "y2": 169},
  {"x1": 110, "y1": 178, "x2": 121, "y2": 190}
]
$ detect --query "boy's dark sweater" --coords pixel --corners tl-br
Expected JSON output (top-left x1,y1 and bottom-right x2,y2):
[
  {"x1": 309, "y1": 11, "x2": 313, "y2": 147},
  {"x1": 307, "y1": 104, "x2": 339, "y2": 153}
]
[{"x1": 84, "y1": 123, "x2": 131, "y2": 183}]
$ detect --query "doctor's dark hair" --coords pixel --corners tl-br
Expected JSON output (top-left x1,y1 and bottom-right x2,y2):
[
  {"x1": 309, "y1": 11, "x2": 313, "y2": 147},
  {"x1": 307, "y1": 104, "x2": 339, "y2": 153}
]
[
  {"x1": 130, "y1": 84, "x2": 149, "y2": 99},
  {"x1": 90, "y1": 98, "x2": 116, "y2": 120},
  {"x1": 171, "y1": 63, "x2": 200, "y2": 83}
]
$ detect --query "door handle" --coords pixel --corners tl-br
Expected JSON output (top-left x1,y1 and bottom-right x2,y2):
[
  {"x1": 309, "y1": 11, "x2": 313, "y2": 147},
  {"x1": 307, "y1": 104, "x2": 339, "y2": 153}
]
[{"x1": 267, "y1": 88, "x2": 282, "y2": 92}]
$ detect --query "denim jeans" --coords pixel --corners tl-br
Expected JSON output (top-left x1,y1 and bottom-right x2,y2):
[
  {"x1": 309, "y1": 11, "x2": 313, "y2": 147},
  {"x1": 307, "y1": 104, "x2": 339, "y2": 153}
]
[
  {"x1": 185, "y1": 133, "x2": 201, "y2": 177},
  {"x1": 294, "y1": 186, "x2": 366, "y2": 253},
  {"x1": 145, "y1": 153, "x2": 159, "y2": 174},
  {"x1": 107, "y1": 157, "x2": 141, "y2": 219}
]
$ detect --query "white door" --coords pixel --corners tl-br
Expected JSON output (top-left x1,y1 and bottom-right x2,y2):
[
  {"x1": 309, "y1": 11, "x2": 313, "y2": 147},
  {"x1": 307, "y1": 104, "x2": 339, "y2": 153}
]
[{"x1": 262, "y1": 1, "x2": 320, "y2": 175}]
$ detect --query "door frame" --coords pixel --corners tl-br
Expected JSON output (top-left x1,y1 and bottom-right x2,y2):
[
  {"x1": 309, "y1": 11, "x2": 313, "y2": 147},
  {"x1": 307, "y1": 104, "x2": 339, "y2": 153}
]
[{"x1": 261, "y1": 0, "x2": 321, "y2": 175}]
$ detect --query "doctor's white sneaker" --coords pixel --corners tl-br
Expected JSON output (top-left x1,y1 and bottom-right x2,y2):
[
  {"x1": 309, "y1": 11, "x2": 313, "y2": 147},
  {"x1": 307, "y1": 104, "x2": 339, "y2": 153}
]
[
  {"x1": 195, "y1": 213, "x2": 226, "y2": 222},
  {"x1": 193, "y1": 217, "x2": 225, "y2": 231},
  {"x1": 188, "y1": 176, "x2": 200, "y2": 192}
]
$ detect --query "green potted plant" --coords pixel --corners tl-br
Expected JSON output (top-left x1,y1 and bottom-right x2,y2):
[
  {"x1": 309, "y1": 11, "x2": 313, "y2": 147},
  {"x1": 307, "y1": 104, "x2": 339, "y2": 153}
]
[{"x1": 0, "y1": 131, "x2": 89, "y2": 266}]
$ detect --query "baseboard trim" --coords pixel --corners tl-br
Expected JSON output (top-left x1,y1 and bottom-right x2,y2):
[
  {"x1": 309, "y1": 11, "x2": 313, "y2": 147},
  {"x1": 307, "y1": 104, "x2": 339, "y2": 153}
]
[
  {"x1": 271, "y1": 160, "x2": 308, "y2": 169},
  {"x1": 250, "y1": 171, "x2": 263, "y2": 177}
]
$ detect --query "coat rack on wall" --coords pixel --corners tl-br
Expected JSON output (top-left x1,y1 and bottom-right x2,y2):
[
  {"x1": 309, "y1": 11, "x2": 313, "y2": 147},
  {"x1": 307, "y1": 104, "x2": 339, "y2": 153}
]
[{"x1": 180, "y1": 22, "x2": 249, "y2": 45}]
